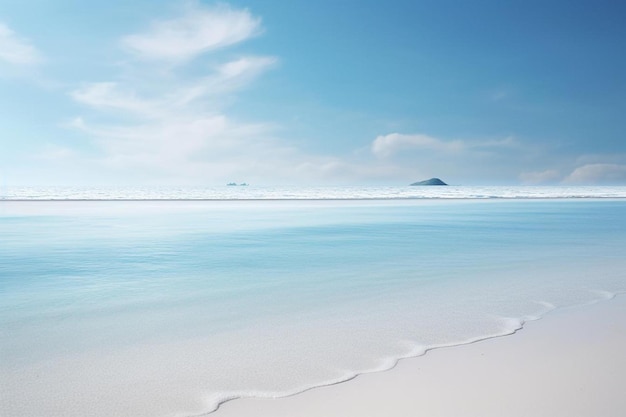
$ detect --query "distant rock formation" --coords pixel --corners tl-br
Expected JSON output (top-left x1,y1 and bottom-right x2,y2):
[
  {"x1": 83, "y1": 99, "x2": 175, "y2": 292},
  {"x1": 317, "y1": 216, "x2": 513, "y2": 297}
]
[{"x1": 410, "y1": 178, "x2": 448, "y2": 186}]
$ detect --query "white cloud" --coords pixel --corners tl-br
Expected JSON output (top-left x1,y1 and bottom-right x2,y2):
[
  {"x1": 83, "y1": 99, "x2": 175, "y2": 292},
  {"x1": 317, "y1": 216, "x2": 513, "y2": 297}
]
[
  {"x1": 67, "y1": 113, "x2": 358, "y2": 184},
  {"x1": 371, "y1": 133, "x2": 464, "y2": 157},
  {"x1": 563, "y1": 164, "x2": 626, "y2": 184},
  {"x1": 214, "y1": 56, "x2": 278, "y2": 89},
  {"x1": 0, "y1": 22, "x2": 42, "y2": 65},
  {"x1": 370, "y1": 133, "x2": 519, "y2": 158},
  {"x1": 70, "y1": 82, "x2": 162, "y2": 117},
  {"x1": 122, "y1": 3, "x2": 262, "y2": 62},
  {"x1": 71, "y1": 55, "x2": 276, "y2": 113},
  {"x1": 71, "y1": 114, "x2": 243, "y2": 170},
  {"x1": 176, "y1": 56, "x2": 277, "y2": 104},
  {"x1": 64, "y1": 3, "x2": 346, "y2": 185},
  {"x1": 366, "y1": 132, "x2": 545, "y2": 184}
]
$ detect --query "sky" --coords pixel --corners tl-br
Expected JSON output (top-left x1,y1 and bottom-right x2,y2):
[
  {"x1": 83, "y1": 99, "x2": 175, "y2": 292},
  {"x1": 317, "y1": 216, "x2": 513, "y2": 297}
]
[{"x1": 1, "y1": 0, "x2": 625, "y2": 186}]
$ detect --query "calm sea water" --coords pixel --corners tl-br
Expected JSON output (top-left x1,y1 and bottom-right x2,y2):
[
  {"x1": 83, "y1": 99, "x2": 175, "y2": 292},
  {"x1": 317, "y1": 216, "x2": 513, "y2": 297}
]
[{"x1": 1, "y1": 191, "x2": 626, "y2": 416}]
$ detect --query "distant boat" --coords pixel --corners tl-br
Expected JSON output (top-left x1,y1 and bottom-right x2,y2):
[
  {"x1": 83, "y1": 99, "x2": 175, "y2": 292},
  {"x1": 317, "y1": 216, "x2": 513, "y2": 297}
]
[
  {"x1": 239, "y1": 183, "x2": 248, "y2": 186},
  {"x1": 226, "y1": 182, "x2": 249, "y2": 186},
  {"x1": 226, "y1": 182, "x2": 237, "y2": 186}
]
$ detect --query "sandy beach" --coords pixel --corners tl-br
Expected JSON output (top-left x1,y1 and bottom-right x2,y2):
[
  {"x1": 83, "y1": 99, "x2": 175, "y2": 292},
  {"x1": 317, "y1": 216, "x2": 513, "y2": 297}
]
[{"x1": 218, "y1": 295, "x2": 626, "y2": 417}]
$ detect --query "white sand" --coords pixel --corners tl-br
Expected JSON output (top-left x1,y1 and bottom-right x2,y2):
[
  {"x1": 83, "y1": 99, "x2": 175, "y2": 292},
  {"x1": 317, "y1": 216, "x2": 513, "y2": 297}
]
[{"x1": 217, "y1": 296, "x2": 626, "y2": 417}]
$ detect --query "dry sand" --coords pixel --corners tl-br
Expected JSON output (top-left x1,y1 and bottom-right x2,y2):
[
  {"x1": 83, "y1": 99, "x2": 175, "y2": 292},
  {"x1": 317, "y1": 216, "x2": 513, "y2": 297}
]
[{"x1": 217, "y1": 296, "x2": 626, "y2": 417}]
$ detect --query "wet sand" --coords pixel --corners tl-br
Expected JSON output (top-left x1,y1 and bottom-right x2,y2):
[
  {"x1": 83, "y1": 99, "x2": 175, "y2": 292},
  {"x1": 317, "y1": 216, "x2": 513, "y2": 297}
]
[{"x1": 218, "y1": 296, "x2": 626, "y2": 417}]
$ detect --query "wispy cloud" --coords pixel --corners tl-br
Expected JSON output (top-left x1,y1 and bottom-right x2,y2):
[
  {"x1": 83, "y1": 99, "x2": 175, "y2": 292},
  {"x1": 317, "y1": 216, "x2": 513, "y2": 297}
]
[
  {"x1": 366, "y1": 132, "x2": 542, "y2": 184},
  {"x1": 67, "y1": 54, "x2": 283, "y2": 182},
  {"x1": 371, "y1": 132, "x2": 518, "y2": 158},
  {"x1": 64, "y1": 3, "x2": 347, "y2": 184},
  {"x1": 563, "y1": 163, "x2": 626, "y2": 184},
  {"x1": 70, "y1": 82, "x2": 163, "y2": 117},
  {"x1": 70, "y1": 113, "x2": 266, "y2": 173},
  {"x1": 176, "y1": 56, "x2": 277, "y2": 104},
  {"x1": 71, "y1": 55, "x2": 276, "y2": 115},
  {"x1": 0, "y1": 22, "x2": 42, "y2": 65},
  {"x1": 371, "y1": 133, "x2": 464, "y2": 157},
  {"x1": 122, "y1": 2, "x2": 262, "y2": 62},
  {"x1": 67, "y1": 111, "x2": 358, "y2": 184}
]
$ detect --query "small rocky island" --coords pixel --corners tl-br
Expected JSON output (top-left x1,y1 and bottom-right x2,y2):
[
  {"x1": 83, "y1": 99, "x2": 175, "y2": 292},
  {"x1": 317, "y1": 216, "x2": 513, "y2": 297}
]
[{"x1": 410, "y1": 178, "x2": 448, "y2": 186}]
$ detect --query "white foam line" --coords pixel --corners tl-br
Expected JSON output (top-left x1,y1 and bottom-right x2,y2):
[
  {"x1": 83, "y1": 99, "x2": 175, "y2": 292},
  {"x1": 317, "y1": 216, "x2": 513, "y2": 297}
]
[{"x1": 183, "y1": 291, "x2": 624, "y2": 416}]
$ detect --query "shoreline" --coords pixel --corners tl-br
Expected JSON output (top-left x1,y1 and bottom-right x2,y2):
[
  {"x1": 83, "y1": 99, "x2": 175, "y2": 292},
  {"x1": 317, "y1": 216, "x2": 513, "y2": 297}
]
[
  {"x1": 216, "y1": 295, "x2": 626, "y2": 417},
  {"x1": 2, "y1": 196, "x2": 626, "y2": 201},
  {"x1": 3, "y1": 185, "x2": 626, "y2": 202}
]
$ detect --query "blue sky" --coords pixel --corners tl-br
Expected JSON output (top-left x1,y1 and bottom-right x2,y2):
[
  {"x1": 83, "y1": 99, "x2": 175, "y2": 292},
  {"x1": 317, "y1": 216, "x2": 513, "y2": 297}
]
[{"x1": 1, "y1": 0, "x2": 625, "y2": 186}]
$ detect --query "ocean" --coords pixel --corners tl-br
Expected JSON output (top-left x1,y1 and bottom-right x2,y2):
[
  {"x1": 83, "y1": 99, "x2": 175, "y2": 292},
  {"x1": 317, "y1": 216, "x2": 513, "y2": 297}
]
[{"x1": 1, "y1": 186, "x2": 626, "y2": 417}]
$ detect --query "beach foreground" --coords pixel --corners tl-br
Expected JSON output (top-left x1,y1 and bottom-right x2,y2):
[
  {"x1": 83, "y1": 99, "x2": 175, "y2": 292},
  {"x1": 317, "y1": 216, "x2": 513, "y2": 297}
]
[
  {"x1": 2, "y1": 199, "x2": 625, "y2": 417},
  {"x1": 218, "y1": 296, "x2": 626, "y2": 417}
]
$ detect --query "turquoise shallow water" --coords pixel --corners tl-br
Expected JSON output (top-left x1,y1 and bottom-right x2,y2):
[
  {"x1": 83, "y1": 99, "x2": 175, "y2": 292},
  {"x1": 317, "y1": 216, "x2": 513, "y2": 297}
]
[{"x1": 1, "y1": 198, "x2": 626, "y2": 416}]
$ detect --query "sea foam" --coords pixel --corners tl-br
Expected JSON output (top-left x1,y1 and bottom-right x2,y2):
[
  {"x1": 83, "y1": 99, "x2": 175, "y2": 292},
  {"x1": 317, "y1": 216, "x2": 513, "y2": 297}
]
[{"x1": 2, "y1": 184, "x2": 626, "y2": 200}]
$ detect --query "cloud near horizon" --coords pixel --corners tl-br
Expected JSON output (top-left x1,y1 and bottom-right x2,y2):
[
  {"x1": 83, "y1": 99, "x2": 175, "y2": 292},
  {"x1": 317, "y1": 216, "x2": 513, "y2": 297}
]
[
  {"x1": 563, "y1": 164, "x2": 626, "y2": 184},
  {"x1": 363, "y1": 132, "x2": 547, "y2": 184},
  {"x1": 371, "y1": 133, "x2": 464, "y2": 157},
  {"x1": 371, "y1": 133, "x2": 519, "y2": 158}
]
